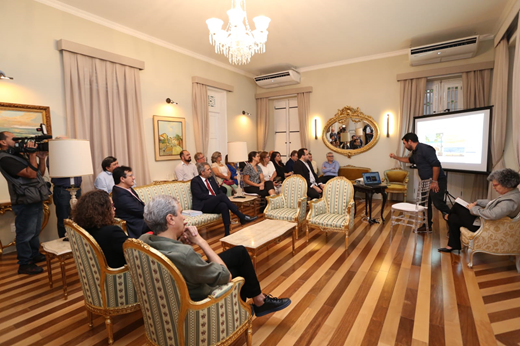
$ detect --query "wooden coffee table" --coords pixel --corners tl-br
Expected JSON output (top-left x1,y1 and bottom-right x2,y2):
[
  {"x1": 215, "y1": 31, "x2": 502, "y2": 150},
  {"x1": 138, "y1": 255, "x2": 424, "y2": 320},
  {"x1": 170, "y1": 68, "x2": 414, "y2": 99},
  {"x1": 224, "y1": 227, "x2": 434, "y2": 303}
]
[{"x1": 220, "y1": 219, "x2": 296, "y2": 269}]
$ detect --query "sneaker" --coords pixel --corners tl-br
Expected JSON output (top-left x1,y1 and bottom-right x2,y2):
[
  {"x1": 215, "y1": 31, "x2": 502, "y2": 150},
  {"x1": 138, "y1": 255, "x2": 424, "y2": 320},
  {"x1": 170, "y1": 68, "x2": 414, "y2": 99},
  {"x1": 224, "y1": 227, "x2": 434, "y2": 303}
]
[
  {"x1": 18, "y1": 263, "x2": 44, "y2": 275},
  {"x1": 253, "y1": 294, "x2": 291, "y2": 317},
  {"x1": 31, "y1": 254, "x2": 47, "y2": 263}
]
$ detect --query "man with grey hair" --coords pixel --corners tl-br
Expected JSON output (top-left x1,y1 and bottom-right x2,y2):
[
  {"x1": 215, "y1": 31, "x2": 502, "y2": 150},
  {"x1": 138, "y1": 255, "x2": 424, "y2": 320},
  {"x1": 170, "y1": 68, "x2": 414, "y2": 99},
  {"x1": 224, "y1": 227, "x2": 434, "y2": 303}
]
[
  {"x1": 191, "y1": 162, "x2": 256, "y2": 235},
  {"x1": 320, "y1": 152, "x2": 339, "y2": 184},
  {"x1": 140, "y1": 195, "x2": 291, "y2": 317}
]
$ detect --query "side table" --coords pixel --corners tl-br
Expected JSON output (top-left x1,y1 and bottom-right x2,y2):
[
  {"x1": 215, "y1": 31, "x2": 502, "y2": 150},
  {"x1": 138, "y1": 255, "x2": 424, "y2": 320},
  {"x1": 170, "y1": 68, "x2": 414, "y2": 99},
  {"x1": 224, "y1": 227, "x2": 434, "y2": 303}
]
[
  {"x1": 353, "y1": 184, "x2": 388, "y2": 224},
  {"x1": 40, "y1": 238, "x2": 73, "y2": 299}
]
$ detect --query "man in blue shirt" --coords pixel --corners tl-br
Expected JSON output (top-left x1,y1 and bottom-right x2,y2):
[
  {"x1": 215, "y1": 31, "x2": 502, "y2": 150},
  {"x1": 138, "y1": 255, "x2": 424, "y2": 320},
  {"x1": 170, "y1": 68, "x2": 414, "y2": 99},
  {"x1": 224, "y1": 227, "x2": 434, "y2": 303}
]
[
  {"x1": 94, "y1": 156, "x2": 119, "y2": 193},
  {"x1": 320, "y1": 152, "x2": 339, "y2": 184},
  {"x1": 390, "y1": 133, "x2": 450, "y2": 231},
  {"x1": 285, "y1": 150, "x2": 298, "y2": 175}
]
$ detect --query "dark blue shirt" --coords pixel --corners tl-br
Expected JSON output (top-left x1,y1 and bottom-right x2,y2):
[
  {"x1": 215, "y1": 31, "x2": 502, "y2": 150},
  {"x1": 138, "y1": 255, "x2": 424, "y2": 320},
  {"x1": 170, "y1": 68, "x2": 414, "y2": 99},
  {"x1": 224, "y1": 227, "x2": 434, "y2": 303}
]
[
  {"x1": 408, "y1": 142, "x2": 446, "y2": 180},
  {"x1": 51, "y1": 177, "x2": 82, "y2": 188},
  {"x1": 285, "y1": 158, "x2": 295, "y2": 173},
  {"x1": 226, "y1": 164, "x2": 238, "y2": 185}
]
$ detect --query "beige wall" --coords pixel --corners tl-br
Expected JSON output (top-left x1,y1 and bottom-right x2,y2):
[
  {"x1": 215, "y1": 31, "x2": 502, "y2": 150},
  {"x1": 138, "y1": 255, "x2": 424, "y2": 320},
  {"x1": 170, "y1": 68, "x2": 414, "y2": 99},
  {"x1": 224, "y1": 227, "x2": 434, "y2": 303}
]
[{"x1": 0, "y1": 0, "x2": 257, "y2": 250}]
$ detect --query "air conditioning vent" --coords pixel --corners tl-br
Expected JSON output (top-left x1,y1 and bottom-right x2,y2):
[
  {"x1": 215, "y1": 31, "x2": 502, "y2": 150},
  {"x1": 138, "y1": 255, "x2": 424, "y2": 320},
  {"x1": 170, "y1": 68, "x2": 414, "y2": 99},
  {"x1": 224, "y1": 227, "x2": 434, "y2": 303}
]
[
  {"x1": 254, "y1": 70, "x2": 301, "y2": 88},
  {"x1": 409, "y1": 36, "x2": 479, "y2": 66}
]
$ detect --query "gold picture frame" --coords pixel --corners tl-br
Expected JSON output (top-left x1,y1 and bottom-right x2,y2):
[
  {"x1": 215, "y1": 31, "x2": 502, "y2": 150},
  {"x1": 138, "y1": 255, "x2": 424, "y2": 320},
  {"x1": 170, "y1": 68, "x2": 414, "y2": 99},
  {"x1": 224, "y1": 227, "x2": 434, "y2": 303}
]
[
  {"x1": 153, "y1": 115, "x2": 186, "y2": 161},
  {"x1": 0, "y1": 102, "x2": 52, "y2": 137}
]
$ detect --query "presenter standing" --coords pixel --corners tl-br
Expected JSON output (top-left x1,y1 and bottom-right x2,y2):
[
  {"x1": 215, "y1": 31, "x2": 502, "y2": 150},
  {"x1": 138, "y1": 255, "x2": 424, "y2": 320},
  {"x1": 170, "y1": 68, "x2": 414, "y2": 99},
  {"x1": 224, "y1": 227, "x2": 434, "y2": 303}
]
[{"x1": 389, "y1": 132, "x2": 450, "y2": 232}]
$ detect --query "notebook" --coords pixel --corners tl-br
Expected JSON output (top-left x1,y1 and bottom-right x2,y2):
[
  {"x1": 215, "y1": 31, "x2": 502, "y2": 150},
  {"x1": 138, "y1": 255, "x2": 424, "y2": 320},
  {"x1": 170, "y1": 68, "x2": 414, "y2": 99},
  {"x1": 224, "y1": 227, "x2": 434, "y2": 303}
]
[{"x1": 362, "y1": 172, "x2": 383, "y2": 186}]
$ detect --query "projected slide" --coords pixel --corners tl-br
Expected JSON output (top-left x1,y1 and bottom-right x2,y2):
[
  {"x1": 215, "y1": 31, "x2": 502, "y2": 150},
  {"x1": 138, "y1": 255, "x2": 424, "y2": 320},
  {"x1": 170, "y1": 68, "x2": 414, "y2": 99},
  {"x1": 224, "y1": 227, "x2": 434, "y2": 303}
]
[{"x1": 414, "y1": 107, "x2": 491, "y2": 173}]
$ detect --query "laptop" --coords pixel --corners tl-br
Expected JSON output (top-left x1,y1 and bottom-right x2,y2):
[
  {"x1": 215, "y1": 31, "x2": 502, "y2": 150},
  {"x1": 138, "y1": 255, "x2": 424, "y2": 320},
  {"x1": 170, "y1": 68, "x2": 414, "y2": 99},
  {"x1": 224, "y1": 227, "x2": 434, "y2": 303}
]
[{"x1": 362, "y1": 172, "x2": 383, "y2": 187}]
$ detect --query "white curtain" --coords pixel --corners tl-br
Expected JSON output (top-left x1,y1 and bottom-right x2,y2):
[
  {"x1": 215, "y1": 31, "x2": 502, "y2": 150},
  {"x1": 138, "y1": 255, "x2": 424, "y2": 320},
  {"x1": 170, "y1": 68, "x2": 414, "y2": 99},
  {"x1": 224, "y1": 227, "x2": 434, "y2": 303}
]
[
  {"x1": 396, "y1": 78, "x2": 427, "y2": 158},
  {"x1": 488, "y1": 39, "x2": 509, "y2": 199},
  {"x1": 62, "y1": 51, "x2": 150, "y2": 191},
  {"x1": 192, "y1": 83, "x2": 209, "y2": 157},
  {"x1": 256, "y1": 98, "x2": 269, "y2": 151},
  {"x1": 513, "y1": 12, "x2": 520, "y2": 168},
  {"x1": 297, "y1": 92, "x2": 311, "y2": 149}
]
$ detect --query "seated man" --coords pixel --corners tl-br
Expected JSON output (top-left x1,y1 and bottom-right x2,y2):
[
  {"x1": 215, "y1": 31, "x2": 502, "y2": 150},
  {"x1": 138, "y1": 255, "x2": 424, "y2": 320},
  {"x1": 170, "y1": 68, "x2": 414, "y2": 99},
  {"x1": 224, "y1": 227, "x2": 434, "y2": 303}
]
[
  {"x1": 191, "y1": 162, "x2": 256, "y2": 236},
  {"x1": 293, "y1": 148, "x2": 324, "y2": 199},
  {"x1": 320, "y1": 152, "x2": 339, "y2": 184},
  {"x1": 141, "y1": 195, "x2": 291, "y2": 317},
  {"x1": 175, "y1": 150, "x2": 198, "y2": 181},
  {"x1": 112, "y1": 166, "x2": 149, "y2": 238},
  {"x1": 285, "y1": 150, "x2": 298, "y2": 175},
  {"x1": 94, "y1": 156, "x2": 119, "y2": 193}
]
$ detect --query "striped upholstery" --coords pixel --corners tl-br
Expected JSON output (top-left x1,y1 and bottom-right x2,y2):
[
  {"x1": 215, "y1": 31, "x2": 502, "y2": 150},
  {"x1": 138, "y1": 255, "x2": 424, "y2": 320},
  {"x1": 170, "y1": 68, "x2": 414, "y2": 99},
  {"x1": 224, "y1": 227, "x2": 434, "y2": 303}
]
[
  {"x1": 306, "y1": 177, "x2": 354, "y2": 249},
  {"x1": 123, "y1": 239, "x2": 252, "y2": 346},
  {"x1": 65, "y1": 220, "x2": 140, "y2": 345},
  {"x1": 133, "y1": 181, "x2": 222, "y2": 227},
  {"x1": 265, "y1": 175, "x2": 308, "y2": 238}
]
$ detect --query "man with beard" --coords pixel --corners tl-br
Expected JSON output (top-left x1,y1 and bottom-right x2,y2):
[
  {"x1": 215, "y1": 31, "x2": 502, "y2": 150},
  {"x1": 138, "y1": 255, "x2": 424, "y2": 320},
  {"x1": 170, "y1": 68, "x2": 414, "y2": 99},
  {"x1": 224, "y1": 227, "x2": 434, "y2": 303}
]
[{"x1": 175, "y1": 150, "x2": 198, "y2": 181}]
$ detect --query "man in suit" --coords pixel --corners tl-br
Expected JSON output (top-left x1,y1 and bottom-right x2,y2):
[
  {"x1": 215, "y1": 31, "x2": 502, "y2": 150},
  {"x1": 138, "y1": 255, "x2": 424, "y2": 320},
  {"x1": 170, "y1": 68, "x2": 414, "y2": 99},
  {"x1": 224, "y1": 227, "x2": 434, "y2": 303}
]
[
  {"x1": 294, "y1": 148, "x2": 324, "y2": 199},
  {"x1": 112, "y1": 166, "x2": 149, "y2": 238},
  {"x1": 191, "y1": 162, "x2": 257, "y2": 236}
]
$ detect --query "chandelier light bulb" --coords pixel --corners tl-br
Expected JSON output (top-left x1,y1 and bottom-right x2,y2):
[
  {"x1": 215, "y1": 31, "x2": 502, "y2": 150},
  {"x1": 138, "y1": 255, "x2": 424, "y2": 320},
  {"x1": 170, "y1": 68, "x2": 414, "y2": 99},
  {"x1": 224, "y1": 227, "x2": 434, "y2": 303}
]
[{"x1": 206, "y1": 0, "x2": 270, "y2": 65}]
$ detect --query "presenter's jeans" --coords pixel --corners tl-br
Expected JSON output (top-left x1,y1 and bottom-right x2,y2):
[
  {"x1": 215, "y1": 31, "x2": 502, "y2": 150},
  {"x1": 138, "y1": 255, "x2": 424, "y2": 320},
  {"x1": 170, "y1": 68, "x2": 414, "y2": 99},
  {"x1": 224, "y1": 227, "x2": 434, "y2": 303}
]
[
  {"x1": 13, "y1": 202, "x2": 43, "y2": 265},
  {"x1": 427, "y1": 177, "x2": 451, "y2": 227}
]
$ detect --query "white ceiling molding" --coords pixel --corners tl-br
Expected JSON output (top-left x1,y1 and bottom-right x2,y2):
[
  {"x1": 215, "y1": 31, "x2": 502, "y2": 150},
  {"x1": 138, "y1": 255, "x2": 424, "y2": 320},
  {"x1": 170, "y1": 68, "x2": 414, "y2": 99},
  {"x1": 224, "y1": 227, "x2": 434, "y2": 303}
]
[
  {"x1": 35, "y1": 0, "x2": 256, "y2": 78},
  {"x1": 298, "y1": 49, "x2": 409, "y2": 73}
]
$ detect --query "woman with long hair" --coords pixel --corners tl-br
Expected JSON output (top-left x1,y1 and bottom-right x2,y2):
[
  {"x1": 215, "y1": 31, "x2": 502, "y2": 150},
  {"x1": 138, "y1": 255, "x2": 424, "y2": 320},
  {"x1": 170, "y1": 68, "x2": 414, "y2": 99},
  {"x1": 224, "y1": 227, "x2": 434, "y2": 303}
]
[
  {"x1": 259, "y1": 151, "x2": 280, "y2": 193},
  {"x1": 72, "y1": 190, "x2": 128, "y2": 267},
  {"x1": 270, "y1": 151, "x2": 290, "y2": 183}
]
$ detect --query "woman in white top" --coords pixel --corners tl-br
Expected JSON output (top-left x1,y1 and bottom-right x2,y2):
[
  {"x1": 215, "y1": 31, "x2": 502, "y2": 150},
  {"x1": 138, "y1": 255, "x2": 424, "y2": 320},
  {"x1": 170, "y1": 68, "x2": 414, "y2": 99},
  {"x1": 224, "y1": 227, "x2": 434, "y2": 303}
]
[
  {"x1": 210, "y1": 151, "x2": 237, "y2": 197},
  {"x1": 258, "y1": 151, "x2": 281, "y2": 194}
]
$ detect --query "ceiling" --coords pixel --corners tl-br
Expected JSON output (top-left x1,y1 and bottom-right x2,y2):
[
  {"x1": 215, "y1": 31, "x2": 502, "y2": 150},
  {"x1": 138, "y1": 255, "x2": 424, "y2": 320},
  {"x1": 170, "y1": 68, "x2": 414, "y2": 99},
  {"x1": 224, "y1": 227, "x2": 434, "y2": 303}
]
[{"x1": 45, "y1": 0, "x2": 515, "y2": 76}]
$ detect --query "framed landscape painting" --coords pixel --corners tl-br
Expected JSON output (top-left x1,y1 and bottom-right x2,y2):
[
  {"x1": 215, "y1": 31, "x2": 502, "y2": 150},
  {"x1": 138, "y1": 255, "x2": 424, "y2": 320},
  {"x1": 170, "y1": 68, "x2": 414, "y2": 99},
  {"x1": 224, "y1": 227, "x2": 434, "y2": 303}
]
[
  {"x1": 153, "y1": 115, "x2": 185, "y2": 161},
  {"x1": 0, "y1": 102, "x2": 52, "y2": 137}
]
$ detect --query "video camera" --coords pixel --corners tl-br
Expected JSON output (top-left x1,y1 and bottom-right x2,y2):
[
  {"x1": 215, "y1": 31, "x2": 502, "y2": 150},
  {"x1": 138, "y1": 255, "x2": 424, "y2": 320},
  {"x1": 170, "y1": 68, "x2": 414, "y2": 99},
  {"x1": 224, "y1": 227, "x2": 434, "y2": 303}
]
[{"x1": 12, "y1": 123, "x2": 53, "y2": 154}]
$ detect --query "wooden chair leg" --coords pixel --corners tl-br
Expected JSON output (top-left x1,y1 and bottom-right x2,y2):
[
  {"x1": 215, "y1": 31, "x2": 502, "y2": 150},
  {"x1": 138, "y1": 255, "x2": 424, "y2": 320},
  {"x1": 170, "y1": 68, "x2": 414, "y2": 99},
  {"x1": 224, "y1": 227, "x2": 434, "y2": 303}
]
[
  {"x1": 86, "y1": 309, "x2": 94, "y2": 328},
  {"x1": 105, "y1": 315, "x2": 114, "y2": 345},
  {"x1": 246, "y1": 321, "x2": 253, "y2": 346},
  {"x1": 344, "y1": 233, "x2": 348, "y2": 249}
]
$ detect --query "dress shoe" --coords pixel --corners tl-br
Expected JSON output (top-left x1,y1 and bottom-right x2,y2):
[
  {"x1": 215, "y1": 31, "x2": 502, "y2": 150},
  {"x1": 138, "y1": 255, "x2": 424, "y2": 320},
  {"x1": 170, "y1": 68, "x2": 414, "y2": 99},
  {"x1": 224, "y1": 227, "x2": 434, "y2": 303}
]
[
  {"x1": 438, "y1": 247, "x2": 455, "y2": 253},
  {"x1": 416, "y1": 224, "x2": 433, "y2": 233},
  {"x1": 253, "y1": 294, "x2": 291, "y2": 317},
  {"x1": 18, "y1": 264, "x2": 44, "y2": 275},
  {"x1": 240, "y1": 215, "x2": 257, "y2": 225}
]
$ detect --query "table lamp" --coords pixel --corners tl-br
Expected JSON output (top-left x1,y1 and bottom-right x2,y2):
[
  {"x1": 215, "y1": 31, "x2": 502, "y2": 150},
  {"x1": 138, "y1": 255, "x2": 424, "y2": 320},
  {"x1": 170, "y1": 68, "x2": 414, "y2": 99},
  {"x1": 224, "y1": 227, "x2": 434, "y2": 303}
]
[
  {"x1": 48, "y1": 139, "x2": 93, "y2": 207},
  {"x1": 227, "y1": 141, "x2": 248, "y2": 198}
]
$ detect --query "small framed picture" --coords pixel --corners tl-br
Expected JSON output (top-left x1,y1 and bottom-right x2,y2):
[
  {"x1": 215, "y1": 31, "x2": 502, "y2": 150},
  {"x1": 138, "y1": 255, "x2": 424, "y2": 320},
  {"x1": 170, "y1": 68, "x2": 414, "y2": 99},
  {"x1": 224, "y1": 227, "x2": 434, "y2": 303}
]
[{"x1": 153, "y1": 115, "x2": 186, "y2": 161}]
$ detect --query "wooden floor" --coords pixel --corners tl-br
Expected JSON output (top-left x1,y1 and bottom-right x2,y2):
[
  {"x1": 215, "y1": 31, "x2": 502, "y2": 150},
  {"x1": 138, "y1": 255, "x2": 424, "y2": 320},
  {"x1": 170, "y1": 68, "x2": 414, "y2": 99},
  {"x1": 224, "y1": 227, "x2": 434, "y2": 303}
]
[{"x1": 1, "y1": 201, "x2": 520, "y2": 346}]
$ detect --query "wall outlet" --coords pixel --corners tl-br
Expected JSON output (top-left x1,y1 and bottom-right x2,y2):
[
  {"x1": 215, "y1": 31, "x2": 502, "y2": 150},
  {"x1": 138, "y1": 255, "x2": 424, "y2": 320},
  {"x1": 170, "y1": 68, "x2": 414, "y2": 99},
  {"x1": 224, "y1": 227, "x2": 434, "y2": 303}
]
[{"x1": 10, "y1": 223, "x2": 16, "y2": 233}]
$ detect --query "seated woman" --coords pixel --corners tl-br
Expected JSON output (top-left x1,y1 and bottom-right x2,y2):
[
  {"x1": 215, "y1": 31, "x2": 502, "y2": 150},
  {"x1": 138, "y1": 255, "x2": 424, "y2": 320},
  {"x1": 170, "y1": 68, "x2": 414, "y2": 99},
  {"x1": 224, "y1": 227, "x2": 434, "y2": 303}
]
[
  {"x1": 210, "y1": 151, "x2": 238, "y2": 197},
  {"x1": 258, "y1": 151, "x2": 281, "y2": 194},
  {"x1": 271, "y1": 151, "x2": 290, "y2": 183},
  {"x1": 243, "y1": 151, "x2": 275, "y2": 198},
  {"x1": 225, "y1": 154, "x2": 239, "y2": 185},
  {"x1": 438, "y1": 168, "x2": 520, "y2": 253},
  {"x1": 72, "y1": 190, "x2": 128, "y2": 267}
]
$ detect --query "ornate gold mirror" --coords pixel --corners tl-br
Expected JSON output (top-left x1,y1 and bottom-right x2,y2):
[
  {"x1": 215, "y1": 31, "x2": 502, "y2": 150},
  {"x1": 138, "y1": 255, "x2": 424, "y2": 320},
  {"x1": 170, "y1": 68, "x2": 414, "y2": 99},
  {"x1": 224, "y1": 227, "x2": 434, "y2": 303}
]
[{"x1": 322, "y1": 106, "x2": 380, "y2": 158}]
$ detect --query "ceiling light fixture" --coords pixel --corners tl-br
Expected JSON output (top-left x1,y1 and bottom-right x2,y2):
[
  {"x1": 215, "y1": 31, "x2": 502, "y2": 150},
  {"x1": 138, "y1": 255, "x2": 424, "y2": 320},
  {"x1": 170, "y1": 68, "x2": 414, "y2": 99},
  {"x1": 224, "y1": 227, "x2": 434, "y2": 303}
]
[
  {"x1": 166, "y1": 98, "x2": 178, "y2": 105},
  {"x1": 0, "y1": 70, "x2": 13, "y2": 80},
  {"x1": 206, "y1": 0, "x2": 271, "y2": 65}
]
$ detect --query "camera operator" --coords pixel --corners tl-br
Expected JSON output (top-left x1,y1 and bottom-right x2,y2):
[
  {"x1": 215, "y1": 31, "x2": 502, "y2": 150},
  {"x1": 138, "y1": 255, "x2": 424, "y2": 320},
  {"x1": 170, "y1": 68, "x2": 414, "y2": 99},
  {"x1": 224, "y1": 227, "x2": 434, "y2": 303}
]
[{"x1": 0, "y1": 131, "x2": 51, "y2": 275}]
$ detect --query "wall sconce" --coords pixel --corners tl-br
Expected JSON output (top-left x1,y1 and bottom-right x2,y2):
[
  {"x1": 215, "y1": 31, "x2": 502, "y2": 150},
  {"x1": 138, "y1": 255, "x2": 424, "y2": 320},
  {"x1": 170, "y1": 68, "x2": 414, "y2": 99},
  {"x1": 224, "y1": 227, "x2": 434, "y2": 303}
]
[
  {"x1": 314, "y1": 119, "x2": 318, "y2": 139},
  {"x1": 242, "y1": 111, "x2": 250, "y2": 116},
  {"x1": 166, "y1": 98, "x2": 178, "y2": 105},
  {"x1": 386, "y1": 114, "x2": 390, "y2": 137},
  {"x1": 0, "y1": 70, "x2": 13, "y2": 80}
]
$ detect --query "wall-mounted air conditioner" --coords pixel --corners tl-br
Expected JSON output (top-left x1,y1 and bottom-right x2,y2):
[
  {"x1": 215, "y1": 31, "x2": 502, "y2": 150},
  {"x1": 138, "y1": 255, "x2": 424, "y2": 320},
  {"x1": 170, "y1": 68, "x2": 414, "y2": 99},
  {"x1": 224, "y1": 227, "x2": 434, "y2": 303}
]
[
  {"x1": 409, "y1": 36, "x2": 479, "y2": 66},
  {"x1": 254, "y1": 70, "x2": 301, "y2": 89}
]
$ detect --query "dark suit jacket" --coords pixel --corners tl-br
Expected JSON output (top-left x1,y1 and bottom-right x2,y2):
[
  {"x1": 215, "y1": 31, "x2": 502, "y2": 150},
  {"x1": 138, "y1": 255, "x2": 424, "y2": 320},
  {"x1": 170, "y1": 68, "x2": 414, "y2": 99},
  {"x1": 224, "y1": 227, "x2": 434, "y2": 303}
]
[
  {"x1": 294, "y1": 159, "x2": 319, "y2": 188},
  {"x1": 191, "y1": 175, "x2": 223, "y2": 211},
  {"x1": 87, "y1": 225, "x2": 128, "y2": 268},
  {"x1": 112, "y1": 186, "x2": 149, "y2": 238}
]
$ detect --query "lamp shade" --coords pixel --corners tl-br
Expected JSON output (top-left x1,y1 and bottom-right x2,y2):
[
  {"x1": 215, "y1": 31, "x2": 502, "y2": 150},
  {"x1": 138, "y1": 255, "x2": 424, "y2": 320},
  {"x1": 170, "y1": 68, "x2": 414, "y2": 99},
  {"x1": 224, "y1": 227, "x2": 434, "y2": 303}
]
[
  {"x1": 227, "y1": 141, "x2": 248, "y2": 162},
  {"x1": 48, "y1": 139, "x2": 93, "y2": 177}
]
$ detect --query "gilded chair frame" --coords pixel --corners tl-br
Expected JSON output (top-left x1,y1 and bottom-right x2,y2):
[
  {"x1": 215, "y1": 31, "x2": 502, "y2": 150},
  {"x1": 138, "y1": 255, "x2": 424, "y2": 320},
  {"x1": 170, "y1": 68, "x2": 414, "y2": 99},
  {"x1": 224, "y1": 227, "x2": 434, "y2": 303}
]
[
  {"x1": 306, "y1": 176, "x2": 355, "y2": 248},
  {"x1": 123, "y1": 238, "x2": 253, "y2": 346},
  {"x1": 461, "y1": 213, "x2": 520, "y2": 271},
  {"x1": 265, "y1": 174, "x2": 308, "y2": 239},
  {"x1": 383, "y1": 168, "x2": 409, "y2": 202},
  {"x1": 65, "y1": 219, "x2": 140, "y2": 345}
]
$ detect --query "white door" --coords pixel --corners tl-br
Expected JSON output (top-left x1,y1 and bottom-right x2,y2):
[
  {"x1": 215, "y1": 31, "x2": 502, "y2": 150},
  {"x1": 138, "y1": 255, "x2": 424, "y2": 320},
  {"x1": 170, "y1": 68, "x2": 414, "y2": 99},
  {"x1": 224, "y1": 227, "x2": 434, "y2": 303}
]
[
  {"x1": 273, "y1": 98, "x2": 300, "y2": 160},
  {"x1": 207, "y1": 87, "x2": 228, "y2": 159}
]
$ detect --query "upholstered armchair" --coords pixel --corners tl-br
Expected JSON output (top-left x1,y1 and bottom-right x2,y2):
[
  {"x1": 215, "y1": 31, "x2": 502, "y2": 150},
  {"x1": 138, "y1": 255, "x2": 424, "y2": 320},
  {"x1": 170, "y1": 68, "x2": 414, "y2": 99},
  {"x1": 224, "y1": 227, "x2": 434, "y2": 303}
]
[
  {"x1": 123, "y1": 238, "x2": 253, "y2": 346},
  {"x1": 461, "y1": 212, "x2": 520, "y2": 272},
  {"x1": 265, "y1": 174, "x2": 308, "y2": 239},
  {"x1": 65, "y1": 219, "x2": 140, "y2": 345},
  {"x1": 306, "y1": 177, "x2": 355, "y2": 248},
  {"x1": 383, "y1": 168, "x2": 409, "y2": 202}
]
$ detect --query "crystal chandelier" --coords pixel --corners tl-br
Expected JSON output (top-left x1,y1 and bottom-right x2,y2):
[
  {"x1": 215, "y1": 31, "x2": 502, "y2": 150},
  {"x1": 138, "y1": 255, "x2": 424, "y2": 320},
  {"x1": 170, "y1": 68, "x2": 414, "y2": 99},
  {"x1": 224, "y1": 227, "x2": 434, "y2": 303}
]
[{"x1": 206, "y1": 0, "x2": 271, "y2": 65}]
